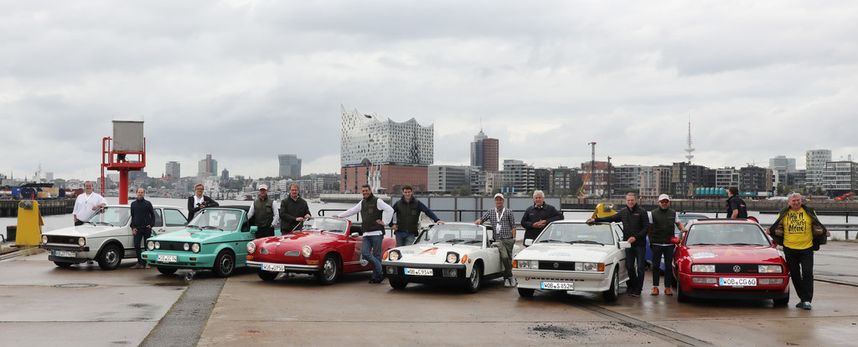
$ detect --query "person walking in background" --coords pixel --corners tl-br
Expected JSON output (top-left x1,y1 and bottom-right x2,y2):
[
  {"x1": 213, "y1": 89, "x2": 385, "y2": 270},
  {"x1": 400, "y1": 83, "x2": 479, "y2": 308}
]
[
  {"x1": 187, "y1": 183, "x2": 218, "y2": 221},
  {"x1": 248, "y1": 184, "x2": 279, "y2": 238},
  {"x1": 648, "y1": 194, "x2": 686, "y2": 296},
  {"x1": 130, "y1": 187, "x2": 155, "y2": 269},
  {"x1": 73, "y1": 181, "x2": 107, "y2": 226},
  {"x1": 336, "y1": 185, "x2": 394, "y2": 283},
  {"x1": 391, "y1": 185, "x2": 443, "y2": 247},
  {"x1": 726, "y1": 187, "x2": 748, "y2": 219},
  {"x1": 587, "y1": 192, "x2": 650, "y2": 297},
  {"x1": 521, "y1": 190, "x2": 563, "y2": 246},
  {"x1": 280, "y1": 183, "x2": 311, "y2": 233},
  {"x1": 475, "y1": 193, "x2": 517, "y2": 287}
]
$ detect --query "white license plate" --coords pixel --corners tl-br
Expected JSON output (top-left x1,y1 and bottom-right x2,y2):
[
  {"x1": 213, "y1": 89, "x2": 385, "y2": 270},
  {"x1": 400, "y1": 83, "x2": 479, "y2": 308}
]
[
  {"x1": 157, "y1": 255, "x2": 178, "y2": 263},
  {"x1": 404, "y1": 268, "x2": 433, "y2": 276},
  {"x1": 540, "y1": 281, "x2": 574, "y2": 290},
  {"x1": 261, "y1": 263, "x2": 286, "y2": 272},
  {"x1": 54, "y1": 250, "x2": 76, "y2": 258},
  {"x1": 719, "y1": 277, "x2": 757, "y2": 287}
]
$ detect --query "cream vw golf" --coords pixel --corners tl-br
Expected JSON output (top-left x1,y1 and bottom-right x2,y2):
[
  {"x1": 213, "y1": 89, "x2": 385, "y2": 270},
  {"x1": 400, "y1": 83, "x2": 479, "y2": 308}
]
[
  {"x1": 512, "y1": 220, "x2": 630, "y2": 301},
  {"x1": 382, "y1": 222, "x2": 521, "y2": 293},
  {"x1": 40, "y1": 205, "x2": 188, "y2": 270}
]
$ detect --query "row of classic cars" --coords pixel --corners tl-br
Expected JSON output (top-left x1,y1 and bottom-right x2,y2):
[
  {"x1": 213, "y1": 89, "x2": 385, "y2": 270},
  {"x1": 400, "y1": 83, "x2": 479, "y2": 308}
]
[{"x1": 40, "y1": 205, "x2": 791, "y2": 306}]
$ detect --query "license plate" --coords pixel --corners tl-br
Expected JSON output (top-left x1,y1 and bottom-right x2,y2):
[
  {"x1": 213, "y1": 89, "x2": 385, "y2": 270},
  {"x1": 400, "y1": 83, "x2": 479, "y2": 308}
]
[
  {"x1": 261, "y1": 263, "x2": 286, "y2": 272},
  {"x1": 719, "y1": 277, "x2": 757, "y2": 287},
  {"x1": 540, "y1": 281, "x2": 574, "y2": 290},
  {"x1": 404, "y1": 268, "x2": 433, "y2": 276},
  {"x1": 157, "y1": 255, "x2": 178, "y2": 263},
  {"x1": 54, "y1": 250, "x2": 76, "y2": 258}
]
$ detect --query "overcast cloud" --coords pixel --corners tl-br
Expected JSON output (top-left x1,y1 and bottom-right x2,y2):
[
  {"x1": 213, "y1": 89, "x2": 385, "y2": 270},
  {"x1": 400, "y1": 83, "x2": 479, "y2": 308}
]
[{"x1": 2, "y1": 0, "x2": 857, "y2": 181}]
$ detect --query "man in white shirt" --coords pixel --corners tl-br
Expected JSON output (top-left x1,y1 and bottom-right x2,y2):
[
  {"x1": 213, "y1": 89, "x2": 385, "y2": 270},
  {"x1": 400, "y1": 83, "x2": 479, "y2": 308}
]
[
  {"x1": 336, "y1": 184, "x2": 393, "y2": 283},
  {"x1": 73, "y1": 181, "x2": 107, "y2": 226}
]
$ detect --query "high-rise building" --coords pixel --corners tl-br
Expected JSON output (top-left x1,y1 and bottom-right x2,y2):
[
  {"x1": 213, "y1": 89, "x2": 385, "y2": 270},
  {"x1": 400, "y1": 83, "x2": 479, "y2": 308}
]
[
  {"x1": 640, "y1": 165, "x2": 671, "y2": 199},
  {"x1": 278, "y1": 154, "x2": 302, "y2": 179},
  {"x1": 165, "y1": 161, "x2": 180, "y2": 179},
  {"x1": 769, "y1": 155, "x2": 797, "y2": 173},
  {"x1": 549, "y1": 167, "x2": 581, "y2": 196},
  {"x1": 822, "y1": 161, "x2": 858, "y2": 197},
  {"x1": 715, "y1": 167, "x2": 739, "y2": 189},
  {"x1": 428, "y1": 165, "x2": 472, "y2": 193},
  {"x1": 470, "y1": 130, "x2": 499, "y2": 172},
  {"x1": 612, "y1": 165, "x2": 644, "y2": 196},
  {"x1": 535, "y1": 168, "x2": 551, "y2": 193},
  {"x1": 340, "y1": 106, "x2": 433, "y2": 167},
  {"x1": 502, "y1": 160, "x2": 535, "y2": 194},
  {"x1": 221, "y1": 168, "x2": 230, "y2": 181},
  {"x1": 806, "y1": 149, "x2": 831, "y2": 192},
  {"x1": 198, "y1": 154, "x2": 218, "y2": 178},
  {"x1": 739, "y1": 166, "x2": 773, "y2": 193},
  {"x1": 581, "y1": 161, "x2": 611, "y2": 197},
  {"x1": 670, "y1": 162, "x2": 709, "y2": 198}
]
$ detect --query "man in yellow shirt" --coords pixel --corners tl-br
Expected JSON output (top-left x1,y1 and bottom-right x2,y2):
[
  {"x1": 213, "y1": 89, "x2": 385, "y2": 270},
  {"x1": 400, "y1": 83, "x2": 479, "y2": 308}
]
[{"x1": 768, "y1": 193, "x2": 828, "y2": 310}]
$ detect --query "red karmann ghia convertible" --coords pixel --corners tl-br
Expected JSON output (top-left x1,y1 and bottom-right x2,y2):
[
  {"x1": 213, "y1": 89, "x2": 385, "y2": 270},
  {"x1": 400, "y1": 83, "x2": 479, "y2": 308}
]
[
  {"x1": 246, "y1": 217, "x2": 396, "y2": 284},
  {"x1": 672, "y1": 219, "x2": 790, "y2": 306}
]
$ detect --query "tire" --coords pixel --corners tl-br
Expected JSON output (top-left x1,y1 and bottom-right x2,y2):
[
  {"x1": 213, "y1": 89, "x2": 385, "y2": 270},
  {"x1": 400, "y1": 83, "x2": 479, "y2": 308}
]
[
  {"x1": 258, "y1": 270, "x2": 278, "y2": 282},
  {"x1": 773, "y1": 297, "x2": 789, "y2": 307},
  {"x1": 464, "y1": 264, "x2": 482, "y2": 293},
  {"x1": 518, "y1": 288, "x2": 535, "y2": 297},
  {"x1": 677, "y1": 283, "x2": 690, "y2": 303},
  {"x1": 213, "y1": 250, "x2": 235, "y2": 277},
  {"x1": 96, "y1": 243, "x2": 123, "y2": 270},
  {"x1": 315, "y1": 254, "x2": 341, "y2": 285},
  {"x1": 389, "y1": 277, "x2": 408, "y2": 290},
  {"x1": 157, "y1": 267, "x2": 177, "y2": 275},
  {"x1": 603, "y1": 268, "x2": 619, "y2": 302},
  {"x1": 54, "y1": 261, "x2": 73, "y2": 268}
]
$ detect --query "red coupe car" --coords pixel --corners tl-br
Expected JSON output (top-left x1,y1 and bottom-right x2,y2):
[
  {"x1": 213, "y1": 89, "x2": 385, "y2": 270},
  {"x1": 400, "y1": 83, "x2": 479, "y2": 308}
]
[
  {"x1": 673, "y1": 219, "x2": 790, "y2": 306},
  {"x1": 245, "y1": 217, "x2": 396, "y2": 284}
]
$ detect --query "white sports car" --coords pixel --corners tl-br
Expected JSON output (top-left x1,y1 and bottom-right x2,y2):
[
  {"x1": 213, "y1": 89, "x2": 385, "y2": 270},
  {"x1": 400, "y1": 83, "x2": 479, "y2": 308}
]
[
  {"x1": 382, "y1": 222, "x2": 521, "y2": 293},
  {"x1": 512, "y1": 220, "x2": 631, "y2": 301}
]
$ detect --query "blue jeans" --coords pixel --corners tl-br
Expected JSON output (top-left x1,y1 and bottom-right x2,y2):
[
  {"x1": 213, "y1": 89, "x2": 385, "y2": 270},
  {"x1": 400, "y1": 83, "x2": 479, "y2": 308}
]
[
  {"x1": 650, "y1": 245, "x2": 675, "y2": 287},
  {"x1": 362, "y1": 234, "x2": 383, "y2": 280},
  {"x1": 394, "y1": 231, "x2": 416, "y2": 247},
  {"x1": 625, "y1": 246, "x2": 646, "y2": 294}
]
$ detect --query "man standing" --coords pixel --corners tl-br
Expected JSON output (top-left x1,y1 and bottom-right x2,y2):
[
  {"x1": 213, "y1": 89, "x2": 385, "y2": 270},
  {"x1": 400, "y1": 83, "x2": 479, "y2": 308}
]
[
  {"x1": 280, "y1": 183, "x2": 311, "y2": 233},
  {"x1": 768, "y1": 193, "x2": 828, "y2": 310},
  {"x1": 73, "y1": 181, "x2": 107, "y2": 226},
  {"x1": 130, "y1": 187, "x2": 155, "y2": 269},
  {"x1": 521, "y1": 190, "x2": 563, "y2": 245},
  {"x1": 648, "y1": 194, "x2": 686, "y2": 296},
  {"x1": 391, "y1": 185, "x2": 443, "y2": 247},
  {"x1": 187, "y1": 183, "x2": 219, "y2": 221},
  {"x1": 475, "y1": 193, "x2": 517, "y2": 287},
  {"x1": 248, "y1": 184, "x2": 279, "y2": 238},
  {"x1": 336, "y1": 185, "x2": 393, "y2": 283},
  {"x1": 587, "y1": 192, "x2": 650, "y2": 296},
  {"x1": 726, "y1": 187, "x2": 748, "y2": 219}
]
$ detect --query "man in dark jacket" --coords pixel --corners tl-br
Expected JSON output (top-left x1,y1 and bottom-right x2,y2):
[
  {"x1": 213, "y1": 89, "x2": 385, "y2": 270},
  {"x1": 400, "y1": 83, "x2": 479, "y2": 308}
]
[
  {"x1": 280, "y1": 183, "x2": 311, "y2": 233},
  {"x1": 726, "y1": 187, "x2": 748, "y2": 219},
  {"x1": 521, "y1": 190, "x2": 564, "y2": 245},
  {"x1": 768, "y1": 193, "x2": 828, "y2": 310},
  {"x1": 647, "y1": 194, "x2": 686, "y2": 296},
  {"x1": 130, "y1": 187, "x2": 156, "y2": 269},
  {"x1": 391, "y1": 185, "x2": 442, "y2": 247},
  {"x1": 187, "y1": 183, "x2": 219, "y2": 221},
  {"x1": 587, "y1": 192, "x2": 650, "y2": 296}
]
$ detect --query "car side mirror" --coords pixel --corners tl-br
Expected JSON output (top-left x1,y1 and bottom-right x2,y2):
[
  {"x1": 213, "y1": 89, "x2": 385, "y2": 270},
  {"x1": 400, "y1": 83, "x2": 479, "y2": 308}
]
[
  {"x1": 524, "y1": 239, "x2": 533, "y2": 246},
  {"x1": 249, "y1": 226, "x2": 258, "y2": 234},
  {"x1": 350, "y1": 232, "x2": 360, "y2": 238},
  {"x1": 618, "y1": 241, "x2": 632, "y2": 249},
  {"x1": 671, "y1": 236, "x2": 681, "y2": 245}
]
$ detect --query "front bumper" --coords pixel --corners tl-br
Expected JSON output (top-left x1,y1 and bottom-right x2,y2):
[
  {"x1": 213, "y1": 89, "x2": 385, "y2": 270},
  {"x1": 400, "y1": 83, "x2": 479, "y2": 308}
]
[
  {"x1": 382, "y1": 261, "x2": 467, "y2": 283},
  {"x1": 142, "y1": 250, "x2": 215, "y2": 269},
  {"x1": 42, "y1": 244, "x2": 94, "y2": 263},
  {"x1": 679, "y1": 273, "x2": 790, "y2": 300},
  {"x1": 513, "y1": 269, "x2": 612, "y2": 292},
  {"x1": 246, "y1": 261, "x2": 321, "y2": 273}
]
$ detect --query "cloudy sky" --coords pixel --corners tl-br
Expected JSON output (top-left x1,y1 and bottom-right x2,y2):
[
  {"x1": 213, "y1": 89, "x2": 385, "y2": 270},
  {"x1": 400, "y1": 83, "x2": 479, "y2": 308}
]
[{"x1": 2, "y1": 0, "x2": 857, "y2": 181}]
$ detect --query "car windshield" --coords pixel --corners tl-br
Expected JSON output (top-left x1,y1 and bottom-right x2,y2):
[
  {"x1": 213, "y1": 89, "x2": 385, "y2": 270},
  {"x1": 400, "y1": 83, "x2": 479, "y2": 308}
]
[
  {"x1": 299, "y1": 217, "x2": 349, "y2": 233},
  {"x1": 686, "y1": 223, "x2": 769, "y2": 246},
  {"x1": 87, "y1": 207, "x2": 130, "y2": 227},
  {"x1": 416, "y1": 224, "x2": 484, "y2": 245},
  {"x1": 535, "y1": 223, "x2": 615, "y2": 245},
  {"x1": 187, "y1": 209, "x2": 243, "y2": 232}
]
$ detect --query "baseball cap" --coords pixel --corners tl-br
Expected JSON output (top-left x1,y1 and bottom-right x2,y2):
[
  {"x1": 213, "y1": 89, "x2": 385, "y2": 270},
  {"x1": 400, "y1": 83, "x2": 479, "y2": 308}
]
[
  {"x1": 258, "y1": 184, "x2": 269, "y2": 191},
  {"x1": 493, "y1": 193, "x2": 505, "y2": 200},
  {"x1": 658, "y1": 194, "x2": 670, "y2": 202}
]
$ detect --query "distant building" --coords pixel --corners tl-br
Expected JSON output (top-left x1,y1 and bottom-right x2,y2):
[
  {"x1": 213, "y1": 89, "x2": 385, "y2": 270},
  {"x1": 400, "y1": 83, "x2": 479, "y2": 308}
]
[
  {"x1": 535, "y1": 168, "x2": 551, "y2": 193},
  {"x1": 550, "y1": 166, "x2": 581, "y2": 196},
  {"x1": 165, "y1": 161, "x2": 180, "y2": 180},
  {"x1": 502, "y1": 160, "x2": 535, "y2": 194},
  {"x1": 769, "y1": 155, "x2": 797, "y2": 173},
  {"x1": 640, "y1": 165, "x2": 671, "y2": 199},
  {"x1": 739, "y1": 166, "x2": 773, "y2": 194},
  {"x1": 428, "y1": 165, "x2": 472, "y2": 193},
  {"x1": 278, "y1": 154, "x2": 302, "y2": 179},
  {"x1": 822, "y1": 161, "x2": 858, "y2": 197},
  {"x1": 581, "y1": 161, "x2": 611, "y2": 197},
  {"x1": 670, "y1": 162, "x2": 710, "y2": 198},
  {"x1": 45, "y1": 172, "x2": 54, "y2": 181},
  {"x1": 340, "y1": 106, "x2": 433, "y2": 167},
  {"x1": 612, "y1": 165, "x2": 644, "y2": 196},
  {"x1": 341, "y1": 164, "x2": 428, "y2": 193},
  {"x1": 715, "y1": 167, "x2": 739, "y2": 189},
  {"x1": 470, "y1": 130, "x2": 499, "y2": 172},
  {"x1": 198, "y1": 154, "x2": 218, "y2": 178},
  {"x1": 221, "y1": 168, "x2": 229, "y2": 181},
  {"x1": 806, "y1": 149, "x2": 831, "y2": 192}
]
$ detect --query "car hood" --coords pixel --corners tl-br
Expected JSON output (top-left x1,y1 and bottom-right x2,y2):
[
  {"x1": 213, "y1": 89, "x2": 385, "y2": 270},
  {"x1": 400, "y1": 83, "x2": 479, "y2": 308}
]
[
  {"x1": 515, "y1": 243, "x2": 616, "y2": 262},
  {"x1": 687, "y1": 245, "x2": 783, "y2": 263},
  {"x1": 255, "y1": 230, "x2": 342, "y2": 248},
  {"x1": 42, "y1": 224, "x2": 124, "y2": 238},
  {"x1": 148, "y1": 229, "x2": 236, "y2": 244},
  {"x1": 390, "y1": 243, "x2": 480, "y2": 264}
]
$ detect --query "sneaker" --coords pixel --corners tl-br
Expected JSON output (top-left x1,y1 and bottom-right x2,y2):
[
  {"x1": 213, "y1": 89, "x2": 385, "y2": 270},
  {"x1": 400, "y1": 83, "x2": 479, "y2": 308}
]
[
  {"x1": 795, "y1": 302, "x2": 803, "y2": 308},
  {"x1": 503, "y1": 278, "x2": 512, "y2": 287},
  {"x1": 510, "y1": 277, "x2": 518, "y2": 287},
  {"x1": 664, "y1": 287, "x2": 673, "y2": 296},
  {"x1": 801, "y1": 302, "x2": 812, "y2": 310},
  {"x1": 651, "y1": 287, "x2": 659, "y2": 296}
]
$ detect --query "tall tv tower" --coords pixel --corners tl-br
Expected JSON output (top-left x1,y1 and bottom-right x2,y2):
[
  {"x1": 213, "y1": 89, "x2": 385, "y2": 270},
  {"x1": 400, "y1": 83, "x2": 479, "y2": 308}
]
[{"x1": 684, "y1": 117, "x2": 695, "y2": 163}]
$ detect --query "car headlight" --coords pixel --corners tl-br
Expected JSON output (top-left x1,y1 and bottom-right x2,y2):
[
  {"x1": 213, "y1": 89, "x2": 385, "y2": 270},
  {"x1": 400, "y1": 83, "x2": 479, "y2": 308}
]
[
  {"x1": 692, "y1": 264, "x2": 715, "y2": 273},
  {"x1": 147, "y1": 241, "x2": 155, "y2": 250},
  {"x1": 758, "y1": 265, "x2": 782, "y2": 273},
  {"x1": 191, "y1": 243, "x2": 201, "y2": 253},
  {"x1": 154, "y1": 241, "x2": 161, "y2": 249},
  {"x1": 513, "y1": 260, "x2": 538, "y2": 269},
  {"x1": 78, "y1": 238, "x2": 86, "y2": 247},
  {"x1": 575, "y1": 262, "x2": 604, "y2": 272},
  {"x1": 446, "y1": 252, "x2": 459, "y2": 264},
  {"x1": 183, "y1": 243, "x2": 190, "y2": 251},
  {"x1": 246, "y1": 242, "x2": 256, "y2": 254},
  {"x1": 389, "y1": 250, "x2": 401, "y2": 261},
  {"x1": 41, "y1": 235, "x2": 48, "y2": 244},
  {"x1": 302, "y1": 245, "x2": 312, "y2": 258}
]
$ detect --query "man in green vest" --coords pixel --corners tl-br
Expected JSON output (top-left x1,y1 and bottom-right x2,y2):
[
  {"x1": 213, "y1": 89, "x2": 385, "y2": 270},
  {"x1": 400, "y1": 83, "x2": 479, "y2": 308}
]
[
  {"x1": 647, "y1": 194, "x2": 686, "y2": 296},
  {"x1": 391, "y1": 185, "x2": 443, "y2": 247},
  {"x1": 336, "y1": 184, "x2": 394, "y2": 283},
  {"x1": 248, "y1": 184, "x2": 279, "y2": 238}
]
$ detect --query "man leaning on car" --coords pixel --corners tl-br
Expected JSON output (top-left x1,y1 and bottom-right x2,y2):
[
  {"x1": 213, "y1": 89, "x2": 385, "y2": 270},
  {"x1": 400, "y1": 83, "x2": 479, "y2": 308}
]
[
  {"x1": 520, "y1": 190, "x2": 563, "y2": 246},
  {"x1": 475, "y1": 193, "x2": 517, "y2": 287},
  {"x1": 587, "y1": 192, "x2": 650, "y2": 297}
]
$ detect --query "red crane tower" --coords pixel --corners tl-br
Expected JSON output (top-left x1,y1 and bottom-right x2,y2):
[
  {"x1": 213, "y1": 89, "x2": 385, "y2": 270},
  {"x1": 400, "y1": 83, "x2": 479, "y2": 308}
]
[{"x1": 100, "y1": 121, "x2": 146, "y2": 204}]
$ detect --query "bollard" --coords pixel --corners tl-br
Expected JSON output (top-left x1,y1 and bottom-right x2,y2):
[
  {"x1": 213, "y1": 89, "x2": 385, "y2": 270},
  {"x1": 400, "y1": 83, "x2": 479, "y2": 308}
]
[{"x1": 5, "y1": 226, "x2": 16, "y2": 242}]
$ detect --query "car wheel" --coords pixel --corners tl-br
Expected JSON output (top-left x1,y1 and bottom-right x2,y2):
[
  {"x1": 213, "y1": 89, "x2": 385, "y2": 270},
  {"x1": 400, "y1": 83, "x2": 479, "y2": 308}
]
[
  {"x1": 53, "y1": 261, "x2": 73, "y2": 268},
  {"x1": 315, "y1": 254, "x2": 341, "y2": 285},
  {"x1": 677, "y1": 283, "x2": 690, "y2": 303},
  {"x1": 773, "y1": 297, "x2": 789, "y2": 307},
  {"x1": 518, "y1": 288, "x2": 535, "y2": 298},
  {"x1": 464, "y1": 264, "x2": 482, "y2": 293},
  {"x1": 97, "y1": 243, "x2": 123, "y2": 270},
  {"x1": 389, "y1": 277, "x2": 408, "y2": 290},
  {"x1": 603, "y1": 268, "x2": 619, "y2": 302},
  {"x1": 213, "y1": 250, "x2": 235, "y2": 277},
  {"x1": 157, "y1": 267, "x2": 177, "y2": 275},
  {"x1": 258, "y1": 270, "x2": 278, "y2": 282}
]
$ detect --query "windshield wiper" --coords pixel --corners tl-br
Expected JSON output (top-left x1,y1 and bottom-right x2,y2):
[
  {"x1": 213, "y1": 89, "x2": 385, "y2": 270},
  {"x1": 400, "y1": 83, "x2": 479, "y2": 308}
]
[
  {"x1": 200, "y1": 226, "x2": 224, "y2": 231},
  {"x1": 568, "y1": 240, "x2": 605, "y2": 246},
  {"x1": 462, "y1": 240, "x2": 482, "y2": 244},
  {"x1": 538, "y1": 239, "x2": 566, "y2": 243},
  {"x1": 94, "y1": 221, "x2": 112, "y2": 226},
  {"x1": 436, "y1": 238, "x2": 467, "y2": 244}
]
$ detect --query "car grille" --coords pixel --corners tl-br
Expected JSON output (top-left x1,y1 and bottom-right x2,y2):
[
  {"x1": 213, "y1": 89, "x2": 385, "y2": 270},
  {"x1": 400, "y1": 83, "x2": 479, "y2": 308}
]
[
  {"x1": 538, "y1": 261, "x2": 575, "y2": 271},
  {"x1": 46, "y1": 235, "x2": 79, "y2": 245},
  {"x1": 714, "y1": 264, "x2": 760, "y2": 274},
  {"x1": 158, "y1": 241, "x2": 189, "y2": 251}
]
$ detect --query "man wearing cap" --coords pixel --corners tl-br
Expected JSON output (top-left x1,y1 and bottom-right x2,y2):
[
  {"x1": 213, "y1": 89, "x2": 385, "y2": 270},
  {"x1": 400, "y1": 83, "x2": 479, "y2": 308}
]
[
  {"x1": 648, "y1": 194, "x2": 686, "y2": 296},
  {"x1": 336, "y1": 184, "x2": 394, "y2": 283},
  {"x1": 521, "y1": 190, "x2": 563, "y2": 246},
  {"x1": 73, "y1": 181, "x2": 107, "y2": 226},
  {"x1": 587, "y1": 192, "x2": 650, "y2": 296},
  {"x1": 475, "y1": 193, "x2": 517, "y2": 287},
  {"x1": 248, "y1": 184, "x2": 279, "y2": 238}
]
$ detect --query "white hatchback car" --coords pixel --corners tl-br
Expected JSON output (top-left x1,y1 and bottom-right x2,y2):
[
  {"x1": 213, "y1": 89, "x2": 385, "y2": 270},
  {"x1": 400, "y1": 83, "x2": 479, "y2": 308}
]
[
  {"x1": 40, "y1": 205, "x2": 188, "y2": 270},
  {"x1": 512, "y1": 220, "x2": 631, "y2": 302},
  {"x1": 382, "y1": 222, "x2": 522, "y2": 293}
]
